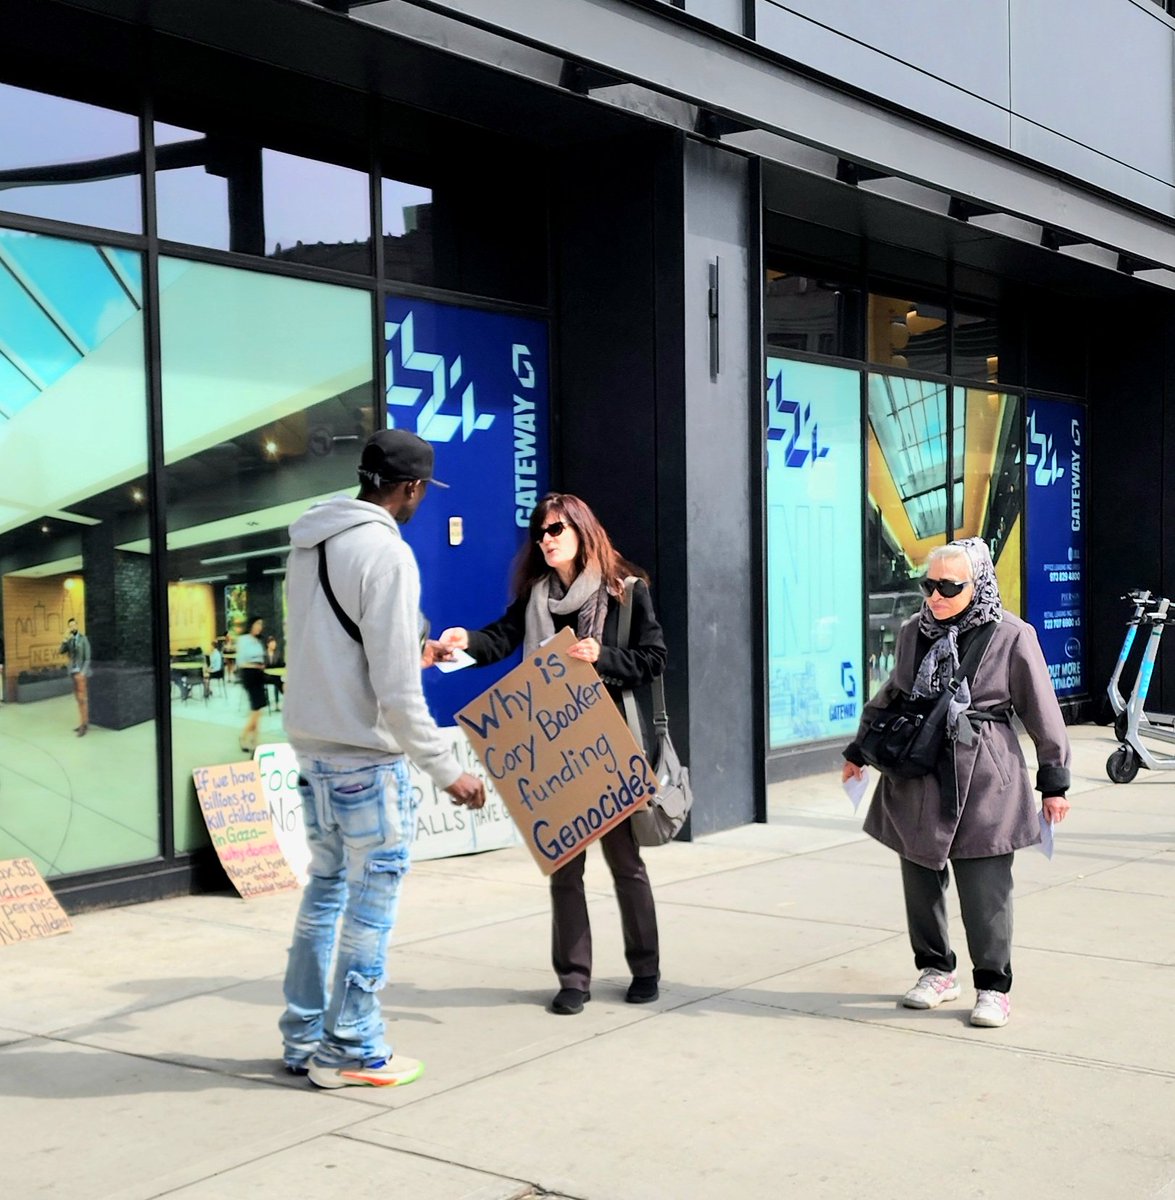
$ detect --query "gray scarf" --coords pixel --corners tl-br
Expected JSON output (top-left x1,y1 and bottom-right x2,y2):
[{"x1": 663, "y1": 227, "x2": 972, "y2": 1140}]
[
  {"x1": 524, "y1": 568, "x2": 609, "y2": 654},
  {"x1": 911, "y1": 537, "x2": 1003, "y2": 707}
]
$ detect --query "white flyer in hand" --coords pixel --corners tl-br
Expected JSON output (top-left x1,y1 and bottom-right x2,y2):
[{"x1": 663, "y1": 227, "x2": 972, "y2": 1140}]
[
  {"x1": 1036, "y1": 810, "x2": 1055, "y2": 860},
  {"x1": 436, "y1": 648, "x2": 477, "y2": 674},
  {"x1": 843, "y1": 767, "x2": 871, "y2": 813}
]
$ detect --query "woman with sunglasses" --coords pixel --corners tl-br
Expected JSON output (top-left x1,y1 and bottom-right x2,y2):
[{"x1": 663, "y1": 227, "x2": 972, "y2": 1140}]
[
  {"x1": 439, "y1": 493, "x2": 667, "y2": 1016},
  {"x1": 841, "y1": 537, "x2": 1071, "y2": 1028}
]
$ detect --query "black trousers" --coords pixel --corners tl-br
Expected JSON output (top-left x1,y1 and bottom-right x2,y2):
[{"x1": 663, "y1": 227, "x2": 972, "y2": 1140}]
[
  {"x1": 550, "y1": 819, "x2": 659, "y2": 991},
  {"x1": 900, "y1": 853, "x2": 1014, "y2": 993}
]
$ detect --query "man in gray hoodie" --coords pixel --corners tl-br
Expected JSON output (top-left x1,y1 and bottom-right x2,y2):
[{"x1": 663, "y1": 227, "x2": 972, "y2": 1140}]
[{"x1": 279, "y1": 429, "x2": 485, "y2": 1090}]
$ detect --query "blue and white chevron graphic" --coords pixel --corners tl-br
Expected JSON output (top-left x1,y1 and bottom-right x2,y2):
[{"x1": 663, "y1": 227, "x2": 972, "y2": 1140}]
[
  {"x1": 767, "y1": 360, "x2": 829, "y2": 468},
  {"x1": 386, "y1": 311, "x2": 496, "y2": 443},
  {"x1": 1025, "y1": 408, "x2": 1064, "y2": 487}
]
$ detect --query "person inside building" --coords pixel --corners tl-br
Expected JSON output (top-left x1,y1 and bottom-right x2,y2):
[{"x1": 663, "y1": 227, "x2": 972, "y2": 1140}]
[
  {"x1": 59, "y1": 616, "x2": 91, "y2": 736},
  {"x1": 263, "y1": 634, "x2": 284, "y2": 710},
  {"x1": 841, "y1": 537, "x2": 1071, "y2": 1028},
  {"x1": 439, "y1": 492, "x2": 667, "y2": 1016},
  {"x1": 235, "y1": 614, "x2": 267, "y2": 754}
]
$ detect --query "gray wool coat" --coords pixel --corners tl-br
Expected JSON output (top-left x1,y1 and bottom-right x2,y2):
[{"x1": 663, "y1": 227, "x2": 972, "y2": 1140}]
[{"x1": 846, "y1": 611, "x2": 1071, "y2": 871}]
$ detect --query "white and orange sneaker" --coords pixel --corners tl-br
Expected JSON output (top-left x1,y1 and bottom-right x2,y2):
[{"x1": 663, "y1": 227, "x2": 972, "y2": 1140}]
[
  {"x1": 902, "y1": 969, "x2": 961, "y2": 1009},
  {"x1": 308, "y1": 1054, "x2": 424, "y2": 1089}
]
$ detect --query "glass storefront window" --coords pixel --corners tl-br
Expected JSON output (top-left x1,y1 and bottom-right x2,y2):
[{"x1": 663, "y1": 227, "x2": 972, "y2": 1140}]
[
  {"x1": 766, "y1": 358, "x2": 864, "y2": 747},
  {"x1": 0, "y1": 82, "x2": 141, "y2": 233},
  {"x1": 953, "y1": 307, "x2": 1001, "y2": 383},
  {"x1": 158, "y1": 258, "x2": 374, "y2": 852},
  {"x1": 765, "y1": 271, "x2": 862, "y2": 359},
  {"x1": 953, "y1": 387, "x2": 1023, "y2": 613},
  {"x1": 865, "y1": 373, "x2": 948, "y2": 695},
  {"x1": 155, "y1": 124, "x2": 372, "y2": 270},
  {"x1": 0, "y1": 227, "x2": 159, "y2": 876},
  {"x1": 382, "y1": 177, "x2": 435, "y2": 285},
  {"x1": 868, "y1": 293, "x2": 948, "y2": 375}
]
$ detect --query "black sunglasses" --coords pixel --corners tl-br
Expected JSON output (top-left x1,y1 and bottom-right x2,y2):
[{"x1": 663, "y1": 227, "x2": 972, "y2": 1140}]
[
  {"x1": 919, "y1": 577, "x2": 971, "y2": 598},
  {"x1": 535, "y1": 520, "x2": 567, "y2": 542}
]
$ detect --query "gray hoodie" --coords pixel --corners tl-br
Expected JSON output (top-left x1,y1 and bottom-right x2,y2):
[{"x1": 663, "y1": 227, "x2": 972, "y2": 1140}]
[{"x1": 281, "y1": 495, "x2": 462, "y2": 790}]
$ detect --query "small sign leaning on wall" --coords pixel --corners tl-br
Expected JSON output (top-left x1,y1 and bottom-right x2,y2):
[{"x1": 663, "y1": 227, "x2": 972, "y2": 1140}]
[
  {"x1": 0, "y1": 858, "x2": 72, "y2": 946},
  {"x1": 192, "y1": 761, "x2": 299, "y2": 898},
  {"x1": 455, "y1": 627, "x2": 656, "y2": 875}
]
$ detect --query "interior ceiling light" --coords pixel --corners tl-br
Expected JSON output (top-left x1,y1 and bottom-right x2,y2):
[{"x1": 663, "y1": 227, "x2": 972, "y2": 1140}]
[{"x1": 199, "y1": 545, "x2": 291, "y2": 565}]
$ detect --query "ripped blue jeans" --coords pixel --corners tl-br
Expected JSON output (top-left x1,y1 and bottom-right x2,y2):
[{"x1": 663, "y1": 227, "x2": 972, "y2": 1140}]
[{"x1": 279, "y1": 756, "x2": 418, "y2": 1068}]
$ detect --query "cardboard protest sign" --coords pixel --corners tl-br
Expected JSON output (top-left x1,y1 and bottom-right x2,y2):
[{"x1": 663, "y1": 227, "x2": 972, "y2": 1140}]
[
  {"x1": 192, "y1": 761, "x2": 299, "y2": 898},
  {"x1": 0, "y1": 859, "x2": 72, "y2": 946},
  {"x1": 253, "y1": 736, "x2": 518, "y2": 879},
  {"x1": 456, "y1": 626, "x2": 655, "y2": 875}
]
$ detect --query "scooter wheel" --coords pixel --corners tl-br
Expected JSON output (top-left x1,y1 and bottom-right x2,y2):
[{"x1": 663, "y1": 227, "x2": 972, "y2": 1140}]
[
  {"x1": 1114, "y1": 711, "x2": 1129, "y2": 743},
  {"x1": 1106, "y1": 745, "x2": 1140, "y2": 784}
]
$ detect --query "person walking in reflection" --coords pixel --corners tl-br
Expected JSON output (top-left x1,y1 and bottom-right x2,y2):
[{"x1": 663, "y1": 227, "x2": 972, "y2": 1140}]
[
  {"x1": 60, "y1": 617, "x2": 91, "y2": 736},
  {"x1": 236, "y1": 615, "x2": 267, "y2": 754},
  {"x1": 439, "y1": 493, "x2": 667, "y2": 1016},
  {"x1": 842, "y1": 538, "x2": 1071, "y2": 1028}
]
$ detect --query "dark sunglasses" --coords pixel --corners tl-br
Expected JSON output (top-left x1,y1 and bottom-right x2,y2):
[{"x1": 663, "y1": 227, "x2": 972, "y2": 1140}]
[
  {"x1": 919, "y1": 576, "x2": 971, "y2": 598},
  {"x1": 535, "y1": 520, "x2": 568, "y2": 542}
]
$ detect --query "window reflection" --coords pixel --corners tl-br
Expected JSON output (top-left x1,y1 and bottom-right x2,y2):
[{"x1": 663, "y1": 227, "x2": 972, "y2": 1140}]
[
  {"x1": 765, "y1": 271, "x2": 861, "y2": 359},
  {"x1": 865, "y1": 373, "x2": 948, "y2": 696},
  {"x1": 0, "y1": 82, "x2": 141, "y2": 233},
  {"x1": 868, "y1": 293, "x2": 948, "y2": 374},
  {"x1": 953, "y1": 388, "x2": 1023, "y2": 613},
  {"x1": 158, "y1": 259, "x2": 373, "y2": 852},
  {"x1": 0, "y1": 227, "x2": 159, "y2": 876},
  {"x1": 954, "y1": 308, "x2": 1001, "y2": 383},
  {"x1": 382, "y1": 177, "x2": 435, "y2": 285},
  {"x1": 154, "y1": 124, "x2": 372, "y2": 269}
]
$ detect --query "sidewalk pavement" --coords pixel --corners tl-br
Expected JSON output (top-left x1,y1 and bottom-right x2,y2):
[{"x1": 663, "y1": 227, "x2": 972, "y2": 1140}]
[{"x1": 4, "y1": 724, "x2": 1175, "y2": 1200}]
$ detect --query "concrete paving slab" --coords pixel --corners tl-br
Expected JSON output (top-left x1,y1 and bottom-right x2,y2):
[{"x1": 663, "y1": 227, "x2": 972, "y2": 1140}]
[
  {"x1": 405, "y1": 898, "x2": 897, "y2": 995},
  {"x1": 60, "y1": 953, "x2": 659, "y2": 1107},
  {"x1": 730, "y1": 941, "x2": 1175, "y2": 1075},
  {"x1": 0, "y1": 1026, "x2": 28, "y2": 1045},
  {"x1": 0, "y1": 1038, "x2": 373, "y2": 1200},
  {"x1": 1016, "y1": 874, "x2": 1175, "y2": 963},
  {"x1": 160, "y1": 1135, "x2": 536, "y2": 1200},
  {"x1": 654, "y1": 853, "x2": 904, "y2": 932},
  {"x1": 1065, "y1": 851, "x2": 1175, "y2": 896},
  {"x1": 347, "y1": 993, "x2": 1175, "y2": 1200},
  {"x1": 0, "y1": 906, "x2": 290, "y2": 1034}
]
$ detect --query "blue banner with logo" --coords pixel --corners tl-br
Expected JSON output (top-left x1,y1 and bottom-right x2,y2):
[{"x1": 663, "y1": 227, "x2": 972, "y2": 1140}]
[
  {"x1": 766, "y1": 358, "x2": 863, "y2": 747},
  {"x1": 386, "y1": 295, "x2": 549, "y2": 724},
  {"x1": 1025, "y1": 398, "x2": 1085, "y2": 697}
]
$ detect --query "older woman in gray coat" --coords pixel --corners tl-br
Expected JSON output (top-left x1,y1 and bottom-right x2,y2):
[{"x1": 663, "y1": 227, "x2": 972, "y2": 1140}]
[{"x1": 842, "y1": 537, "x2": 1071, "y2": 1028}]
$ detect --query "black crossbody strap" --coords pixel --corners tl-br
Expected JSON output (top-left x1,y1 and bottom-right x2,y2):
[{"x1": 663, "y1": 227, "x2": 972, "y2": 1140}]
[
  {"x1": 617, "y1": 577, "x2": 670, "y2": 738},
  {"x1": 317, "y1": 541, "x2": 363, "y2": 646},
  {"x1": 948, "y1": 620, "x2": 998, "y2": 694}
]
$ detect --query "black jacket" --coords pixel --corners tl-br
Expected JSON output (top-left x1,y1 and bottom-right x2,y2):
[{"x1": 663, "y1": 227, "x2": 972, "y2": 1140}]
[{"x1": 466, "y1": 578, "x2": 668, "y2": 744}]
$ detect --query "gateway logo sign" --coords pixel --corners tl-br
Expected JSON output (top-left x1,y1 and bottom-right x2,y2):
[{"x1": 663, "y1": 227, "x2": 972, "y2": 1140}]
[{"x1": 767, "y1": 364, "x2": 829, "y2": 468}]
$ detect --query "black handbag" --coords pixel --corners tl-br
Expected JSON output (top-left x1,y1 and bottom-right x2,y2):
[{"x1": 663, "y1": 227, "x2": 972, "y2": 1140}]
[
  {"x1": 616, "y1": 578, "x2": 693, "y2": 846},
  {"x1": 857, "y1": 622, "x2": 997, "y2": 779}
]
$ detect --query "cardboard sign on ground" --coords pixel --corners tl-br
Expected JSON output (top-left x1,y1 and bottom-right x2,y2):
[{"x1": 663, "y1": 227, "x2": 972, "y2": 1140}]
[
  {"x1": 192, "y1": 761, "x2": 299, "y2": 898},
  {"x1": 456, "y1": 626, "x2": 655, "y2": 875},
  {"x1": 0, "y1": 859, "x2": 72, "y2": 946}
]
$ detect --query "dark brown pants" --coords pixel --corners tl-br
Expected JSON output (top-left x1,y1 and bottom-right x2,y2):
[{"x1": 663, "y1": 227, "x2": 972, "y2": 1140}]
[{"x1": 550, "y1": 818, "x2": 659, "y2": 990}]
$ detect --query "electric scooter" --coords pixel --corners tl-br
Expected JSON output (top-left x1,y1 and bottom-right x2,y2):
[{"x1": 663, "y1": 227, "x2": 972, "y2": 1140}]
[
  {"x1": 1106, "y1": 597, "x2": 1175, "y2": 783},
  {"x1": 1106, "y1": 589, "x2": 1154, "y2": 739}
]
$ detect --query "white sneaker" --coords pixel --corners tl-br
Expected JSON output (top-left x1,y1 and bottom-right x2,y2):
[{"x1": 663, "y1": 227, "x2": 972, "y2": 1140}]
[
  {"x1": 902, "y1": 969, "x2": 961, "y2": 1009},
  {"x1": 308, "y1": 1054, "x2": 424, "y2": 1089},
  {"x1": 970, "y1": 990, "x2": 1011, "y2": 1028}
]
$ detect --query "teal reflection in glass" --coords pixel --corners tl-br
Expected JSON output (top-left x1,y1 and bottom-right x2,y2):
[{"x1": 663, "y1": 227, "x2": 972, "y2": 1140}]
[
  {"x1": 0, "y1": 226, "x2": 159, "y2": 879},
  {"x1": 766, "y1": 357, "x2": 864, "y2": 748}
]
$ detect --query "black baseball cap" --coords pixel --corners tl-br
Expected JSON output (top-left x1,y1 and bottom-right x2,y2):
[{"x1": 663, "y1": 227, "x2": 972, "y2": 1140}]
[{"x1": 358, "y1": 429, "x2": 448, "y2": 489}]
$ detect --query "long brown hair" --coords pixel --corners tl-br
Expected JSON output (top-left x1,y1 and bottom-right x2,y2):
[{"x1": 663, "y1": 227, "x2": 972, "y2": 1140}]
[{"x1": 511, "y1": 493, "x2": 649, "y2": 600}]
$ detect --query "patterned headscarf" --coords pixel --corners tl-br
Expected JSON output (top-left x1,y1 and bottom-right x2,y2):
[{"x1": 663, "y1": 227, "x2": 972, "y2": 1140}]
[{"x1": 911, "y1": 537, "x2": 1003, "y2": 700}]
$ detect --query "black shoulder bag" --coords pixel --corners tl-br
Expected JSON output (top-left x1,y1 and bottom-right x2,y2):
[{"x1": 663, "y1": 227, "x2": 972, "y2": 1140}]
[
  {"x1": 857, "y1": 622, "x2": 997, "y2": 780},
  {"x1": 317, "y1": 541, "x2": 430, "y2": 652}
]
